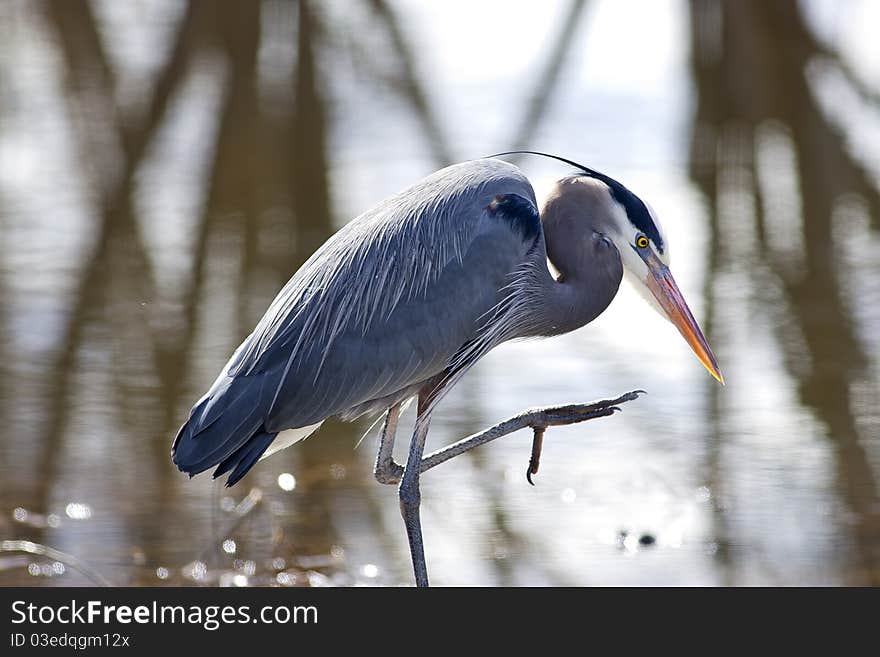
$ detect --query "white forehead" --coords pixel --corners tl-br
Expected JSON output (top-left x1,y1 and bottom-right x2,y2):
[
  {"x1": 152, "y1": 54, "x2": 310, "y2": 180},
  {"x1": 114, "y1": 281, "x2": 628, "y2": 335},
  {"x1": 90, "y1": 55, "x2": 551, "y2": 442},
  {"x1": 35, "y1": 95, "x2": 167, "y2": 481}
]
[
  {"x1": 644, "y1": 200, "x2": 670, "y2": 264},
  {"x1": 644, "y1": 201, "x2": 666, "y2": 244}
]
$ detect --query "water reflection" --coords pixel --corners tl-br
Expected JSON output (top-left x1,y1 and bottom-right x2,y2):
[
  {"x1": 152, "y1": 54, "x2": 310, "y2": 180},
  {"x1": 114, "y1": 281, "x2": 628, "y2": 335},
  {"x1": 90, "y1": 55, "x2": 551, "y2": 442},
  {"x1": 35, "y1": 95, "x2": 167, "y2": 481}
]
[
  {"x1": 0, "y1": 0, "x2": 878, "y2": 586},
  {"x1": 690, "y1": 0, "x2": 880, "y2": 584}
]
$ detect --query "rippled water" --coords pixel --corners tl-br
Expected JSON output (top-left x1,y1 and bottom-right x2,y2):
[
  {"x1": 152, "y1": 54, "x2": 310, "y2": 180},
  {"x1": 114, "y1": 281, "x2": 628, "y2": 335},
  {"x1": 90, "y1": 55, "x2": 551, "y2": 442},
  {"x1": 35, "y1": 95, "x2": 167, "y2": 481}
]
[{"x1": 1, "y1": 0, "x2": 879, "y2": 586}]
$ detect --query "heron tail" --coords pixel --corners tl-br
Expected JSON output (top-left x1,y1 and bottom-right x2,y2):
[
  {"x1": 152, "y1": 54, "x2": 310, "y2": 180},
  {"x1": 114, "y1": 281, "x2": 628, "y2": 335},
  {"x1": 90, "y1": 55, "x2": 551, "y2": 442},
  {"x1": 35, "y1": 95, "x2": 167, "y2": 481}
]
[{"x1": 171, "y1": 373, "x2": 279, "y2": 486}]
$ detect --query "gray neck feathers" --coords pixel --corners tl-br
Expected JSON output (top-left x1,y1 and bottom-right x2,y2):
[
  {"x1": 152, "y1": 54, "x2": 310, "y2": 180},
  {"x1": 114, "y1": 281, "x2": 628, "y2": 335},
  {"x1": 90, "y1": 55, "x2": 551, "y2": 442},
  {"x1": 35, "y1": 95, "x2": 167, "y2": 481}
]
[{"x1": 528, "y1": 179, "x2": 624, "y2": 337}]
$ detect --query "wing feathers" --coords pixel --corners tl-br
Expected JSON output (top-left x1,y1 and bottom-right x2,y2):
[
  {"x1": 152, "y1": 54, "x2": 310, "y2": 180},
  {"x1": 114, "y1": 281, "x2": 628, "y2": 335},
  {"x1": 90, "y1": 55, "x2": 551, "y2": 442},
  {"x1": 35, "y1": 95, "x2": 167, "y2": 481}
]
[{"x1": 173, "y1": 158, "x2": 541, "y2": 485}]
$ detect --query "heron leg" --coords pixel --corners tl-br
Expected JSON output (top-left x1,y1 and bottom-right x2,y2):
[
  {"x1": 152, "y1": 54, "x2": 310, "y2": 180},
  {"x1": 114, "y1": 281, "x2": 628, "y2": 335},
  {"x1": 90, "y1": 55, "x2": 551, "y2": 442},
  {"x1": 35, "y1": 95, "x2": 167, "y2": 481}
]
[
  {"x1": 419, "y1": 390, "x2": 643, "y2": 482},
  {"x1": 399, "y1": 395, "x2": 434, "y2": 587},
  {"x1": 374, "y1": 402, "x2": 403, "y2": 484},
  {"x1": 387, "y1": 390, "x2": 641, "y2": 586},
  {"x1": 376, "y1": 390, "x2": 644, "y2": 486}
]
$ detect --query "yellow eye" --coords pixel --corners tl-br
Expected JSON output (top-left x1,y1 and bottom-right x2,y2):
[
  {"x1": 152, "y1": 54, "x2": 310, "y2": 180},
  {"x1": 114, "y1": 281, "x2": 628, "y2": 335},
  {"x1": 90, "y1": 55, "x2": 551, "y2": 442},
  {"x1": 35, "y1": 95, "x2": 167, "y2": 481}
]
[{"x1": 636, "y1": 235, "x2": 649, "y2": 249}]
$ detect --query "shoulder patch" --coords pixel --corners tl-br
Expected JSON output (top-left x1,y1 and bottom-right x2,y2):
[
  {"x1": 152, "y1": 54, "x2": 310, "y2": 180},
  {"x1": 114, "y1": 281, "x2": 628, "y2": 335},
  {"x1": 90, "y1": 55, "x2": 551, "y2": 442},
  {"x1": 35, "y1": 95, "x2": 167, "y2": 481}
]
[{"x1": 487, "y1": 193, "x2": 541, "y2": 242}]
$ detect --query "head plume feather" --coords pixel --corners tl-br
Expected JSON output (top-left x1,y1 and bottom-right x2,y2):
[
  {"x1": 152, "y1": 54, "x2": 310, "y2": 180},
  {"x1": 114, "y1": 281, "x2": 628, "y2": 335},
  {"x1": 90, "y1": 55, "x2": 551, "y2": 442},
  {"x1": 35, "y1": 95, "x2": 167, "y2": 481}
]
[{"x1": 486, "y1": 150, "x2": 665, "y2": 253}]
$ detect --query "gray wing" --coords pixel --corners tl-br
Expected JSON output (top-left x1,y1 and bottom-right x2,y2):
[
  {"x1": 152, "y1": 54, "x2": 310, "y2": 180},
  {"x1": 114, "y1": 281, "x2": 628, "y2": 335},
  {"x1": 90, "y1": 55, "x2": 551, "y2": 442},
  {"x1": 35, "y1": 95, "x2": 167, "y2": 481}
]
[{"x1": 172, "y1": 158, "x2": 542, "y2": 483}]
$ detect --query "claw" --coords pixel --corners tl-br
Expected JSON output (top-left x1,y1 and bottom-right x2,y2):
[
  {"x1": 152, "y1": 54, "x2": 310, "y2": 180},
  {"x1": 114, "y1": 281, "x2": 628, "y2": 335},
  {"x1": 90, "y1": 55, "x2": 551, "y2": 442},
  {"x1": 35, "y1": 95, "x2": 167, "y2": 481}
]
[{"x1": 617, "y1": 390, "x2": 646, "y2": 404}]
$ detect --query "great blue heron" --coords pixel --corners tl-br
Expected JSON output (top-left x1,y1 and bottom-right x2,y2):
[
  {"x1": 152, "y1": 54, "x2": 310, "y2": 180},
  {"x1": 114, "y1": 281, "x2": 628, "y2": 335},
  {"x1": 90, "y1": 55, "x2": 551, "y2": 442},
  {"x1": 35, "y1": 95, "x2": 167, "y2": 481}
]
[{"x1": 172, "y1": 152, "x2": 723, "y2": 587}]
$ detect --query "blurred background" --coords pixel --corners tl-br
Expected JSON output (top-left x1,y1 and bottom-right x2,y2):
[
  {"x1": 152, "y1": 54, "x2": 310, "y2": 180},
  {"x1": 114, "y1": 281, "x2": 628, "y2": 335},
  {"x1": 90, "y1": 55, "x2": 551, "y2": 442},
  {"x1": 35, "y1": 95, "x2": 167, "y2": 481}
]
[{"x1": 1, "y1": 0, "x2": 879, "y2": 586}]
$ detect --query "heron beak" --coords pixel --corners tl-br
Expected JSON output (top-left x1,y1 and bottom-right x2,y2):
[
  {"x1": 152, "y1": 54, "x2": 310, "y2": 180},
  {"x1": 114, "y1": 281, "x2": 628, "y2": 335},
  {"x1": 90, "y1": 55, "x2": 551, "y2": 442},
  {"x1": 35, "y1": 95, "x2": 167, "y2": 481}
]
[{"x1": 645, "y1": 256, "x2": 724, "y2": 385}]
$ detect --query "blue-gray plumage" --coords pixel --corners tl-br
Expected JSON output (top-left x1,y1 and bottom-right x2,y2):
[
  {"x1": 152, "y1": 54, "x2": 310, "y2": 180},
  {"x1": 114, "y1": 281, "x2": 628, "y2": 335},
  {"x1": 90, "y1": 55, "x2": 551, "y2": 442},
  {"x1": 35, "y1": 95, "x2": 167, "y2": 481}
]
[
  {"x1": 172, "y1": 158, "x2": 619, "y2": 483},
  {"x1": 172, "y1": 153, "x2": 723, "y2": 586}
]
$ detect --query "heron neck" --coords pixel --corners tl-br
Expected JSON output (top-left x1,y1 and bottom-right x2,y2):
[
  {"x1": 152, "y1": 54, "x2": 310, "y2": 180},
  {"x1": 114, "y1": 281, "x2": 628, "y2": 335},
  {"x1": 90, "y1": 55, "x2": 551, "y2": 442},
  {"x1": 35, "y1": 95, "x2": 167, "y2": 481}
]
[
  {"x1": 526, "y1": 254, "x2": 611, "y2": 337},
  {"x1": 527, "y1": 208, "x2": 623, "y2": 337}
]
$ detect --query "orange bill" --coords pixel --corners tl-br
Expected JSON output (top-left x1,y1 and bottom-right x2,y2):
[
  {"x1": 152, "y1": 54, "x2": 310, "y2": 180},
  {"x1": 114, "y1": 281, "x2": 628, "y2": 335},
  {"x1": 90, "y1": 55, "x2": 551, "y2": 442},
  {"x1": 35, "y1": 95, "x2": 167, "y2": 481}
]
[{"x1": 645, "y1": 258, "x2": 724, "y2": 385}]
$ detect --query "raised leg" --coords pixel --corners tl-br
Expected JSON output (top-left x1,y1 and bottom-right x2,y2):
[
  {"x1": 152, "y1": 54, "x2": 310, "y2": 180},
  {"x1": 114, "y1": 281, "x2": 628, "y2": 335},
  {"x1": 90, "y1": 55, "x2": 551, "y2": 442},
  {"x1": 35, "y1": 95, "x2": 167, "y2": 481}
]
[
  {"x1": 399, "y1": 409, "x2": 431, "y2": 587},
  {"x1": 379, "y1": 390, "x2": 643, "y2": 486}
]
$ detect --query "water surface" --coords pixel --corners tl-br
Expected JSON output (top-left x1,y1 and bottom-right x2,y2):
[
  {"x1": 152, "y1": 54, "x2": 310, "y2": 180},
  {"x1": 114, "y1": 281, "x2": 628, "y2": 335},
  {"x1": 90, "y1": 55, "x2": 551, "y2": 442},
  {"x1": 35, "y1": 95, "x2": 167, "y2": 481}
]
[{"x1": 1, "y1": 0, "x2": 879, "y2": 586}]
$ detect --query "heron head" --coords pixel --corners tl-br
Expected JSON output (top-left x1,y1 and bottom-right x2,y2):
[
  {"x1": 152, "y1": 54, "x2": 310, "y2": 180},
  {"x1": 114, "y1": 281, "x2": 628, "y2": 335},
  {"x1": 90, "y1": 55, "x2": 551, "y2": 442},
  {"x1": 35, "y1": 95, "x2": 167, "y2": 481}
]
[
  {"x1": 587, "y1": 173, "x2": 723, "y2": 385},
  {"x1": 490, "y1": 151, "x2": 723, "y2": 384}
]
